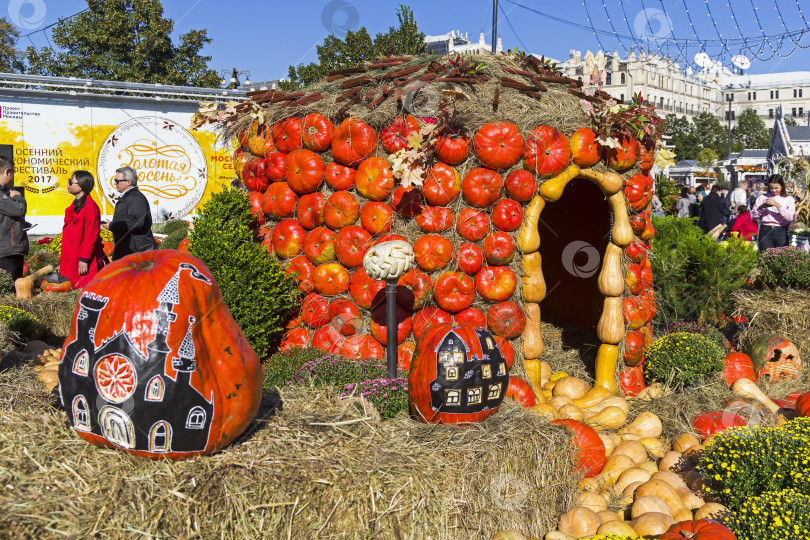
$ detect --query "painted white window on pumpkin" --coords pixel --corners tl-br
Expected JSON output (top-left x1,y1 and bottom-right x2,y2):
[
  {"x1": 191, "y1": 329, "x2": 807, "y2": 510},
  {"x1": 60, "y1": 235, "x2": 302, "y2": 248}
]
[
  {"x1": 488, "y1": 383, "x2": 502, "y2": 401},
  {"x1": 445, "y1": 389, "x2": 461, "y2": 405},
  {"x1": 467, "y1": 387, "x2": 482, "y2": 405},
  {"x1": 72, "y1": 395, "x2": 91, "y2": 432},
  {"x1": 72, "y1": 350, "x2": 89, "y2": 376},
  {"x1": 481, "y1": 364, "x2": 492, "y2": 379},
  {"x1": 145, "y1": 375, "x2": 164, "y2": 402},
  {"x1": 149, "y1": 421, "x2": 172, "y2": 452},
  {"x1": 186, "y1": 406, "x2": 206, "y2": 429},
  {"x1": 445, "y1": 366, "x2": 459, "y2": 381}
]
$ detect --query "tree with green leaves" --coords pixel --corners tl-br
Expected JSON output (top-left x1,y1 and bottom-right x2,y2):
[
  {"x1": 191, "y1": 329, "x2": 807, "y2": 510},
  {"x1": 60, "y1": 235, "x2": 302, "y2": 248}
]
[
  {"x1": 0, "y1": 17, "x2": 24, "y2": 72},
  {"x1": 732, "y1": 108, "x2": 771, "y2": 150},
  {"x1": 25, "y1": 0, "x2": 220, "y2": 87},
  {"x1": 283, "y1": 4, "x2": 426, "y2": 89},
  {"x1": 664, "y1": 115, "x2": 697, "y2": 161},
  {"x1": 784, "y1": 117, "x2": 799, "y2": 126},
  {"x1": 696, "y1": 147, "x2": 718, "y2": 172},
  {"x1": 691, "y1": 112, "x2": 728, "y2": 159}
]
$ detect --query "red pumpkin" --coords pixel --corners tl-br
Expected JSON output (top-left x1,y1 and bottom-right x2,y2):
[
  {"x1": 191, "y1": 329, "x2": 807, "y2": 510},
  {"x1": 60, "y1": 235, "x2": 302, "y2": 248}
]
[
  {"x1": 522, "y1": 125, "x2": 571, "y2": 176},
  {"x1": 303, "y1": 227, "x2": 336, "y2": 265},
  {"x1": 490, "y1": 199, "x2": 523, "y2": 232},
  {"x1": 334, "y1": 225, "x2": 372, "y2": 268},
  {"x1": 748, "y1": 334, "x2": 802, "y2": 380},
  {"x1": 506, "y1": 377, "x2": 537, "y2": 408},
  {"x1": 360, "y1": 201, "x2": 393, "y2": 235},
  {"x1": 475, "y1": 266, "x2": 517, "y2": 302},
  {"x1": 374, "y1": 233, "x2": 407, "y2": 245},
  {"x1": 301, "y1": 292, "x2": 330, "y2": 328},
  {"x1": 355, "y1": 157, "x2": 395, "y2": 201},
  {"x1": 301, "y1": 112, "x2": 333, "y2": 152},
  {"x1": 625, "y1": 238, "x2": 649, "y2": 264},
  {"x1": 286, "y1": 256, "x2": 314, "y2": 294},
  {"x1": 284, "y1": 149, "x2": 325, "y2": 194},
  {"x1": 423, "y1": 163, "x2": 461, "y2": 206},
  {"x1": 271, "y1": 117, "x2": 303, "y2": 154},
  {"x1": 370, "y1": 302, "x2": 413, "y2": 346},
  {"x1": 660, "y1": 519, "x2": 737, "y2": 540},
  {"x1": 313, "y1": 263, "x2": 350, "y2": 296},
  {"x1": 243, "y1": 165, "x2": 269, "y2": 193},
  {"x1": 623, "y1": 173, "x2": 653, "y2": 212},
  {"x1": 454, "y1": 307, "x2": 486, "y2": 327},
  {"x1": 605, "y1": 132, "x2": 640, "y2": 171},
  {"x1": 495, "y1": 336, "x2": 515, "y2": 370},
  {"x1": 623, "y1": 294, "x2": 654, "y2": 330},
  {"x1": 796, "y1": 392, "x2": 810, "y2": 417},
  {"x1": 473, "y1": 122, "x2": 523, "y2": 170},
  {"x1": 59, "y1": 251, "x2": 263, "y2": 459},
  {"x1": 462, "y1": 167, "x2": 504, "y2": 207},
  {"x1": 569, "y1": 127, "x2": 602, "y2": 168},
  {"x1": 280, "y1": 326, "x2": 309, "y2": 350},
  {"x1": 323, "y1": 191, "x2": 360, "y2": 230},
  {"x1": 625, "y1": 262, "x2": 653, "y2": 295},
  {"x1": 504, "y1": 169, "x2": 537, "y2": 202},
  {"x1": 247, "y1": 192, "x2": 265, "y2": 227},
  {"x1": 397, "y1": 269, "x2": 432, "y2": 310},
  {"x1": 413, "y1": 235, "x2": 454, "y2": 272},
  {"x1": 264, "y1": 152, "x2": 286, "y2": 182},
  {"x1": 391, "y1": 185, "x2": 422, "y2": 217},
  {"x1": 456, "y1": 208, "x2": 491, "y2": 242},
  {"x1": 177, "y1": 238, "x2": 191, "y2": 254},
  {"x1": 349, "y1": 268, "x2": 385, "y2": 310},
  {"x1": 328, "y1": 298, "x2": 361, "y2": 336},
  {"x1": 637, "y1": 143, "x2": 655, "y2": 175},
  {"x1": 483, "y1": 231, "x2": 517, "y2": 265},
  {"x1": 435, "y1": 125, "x2": 470, "y2": 165},
  {"x1": 296, "y1": 192, "x2": 326, "y2": 230},
  {"x1": 380, "y1": 115, "x2": 420, "y2": 153},
  {"x1": 331, "y1": 117, "x2": 378, "y2": 166},
  {"x1": 618, "y1": 364, "x2": 646, "y2": 397},
  {"x1": 262, "y1": 182, "x2": 298, "y2": 220},
  {"x1": 311, "y1": 324, "x2": 344, "y2": 353},
  {"x1": 692, "y1": 411, "x2": 746, "y2": 439},
  {"x1": 398, "y1": 342, "x2": 415, "y2": 371},
  {"x1": 623, "y1": 328, "x2": 647, "y2": 367},
  {"x1": 339, "y1": 334, "x2": 384, "y2": 360},
  {"x1": 415, "y1": 205, "x2": 453, "y2": 233},
  {"x1": 487, "y1": 301, "x2": 526, "y2": 339},
  {"x1": 324, "y1": 162, "x2": 356, "y2": 191},
  {"x1": 433, "y1": 271, "x2": 475, "y2": 313},
  {"x1": 722, "y1": 352, "x2": 757, "y2": 386},
  {"x1": 271, "y1": 219, "x2": 306, "y2": 259},
  {"x1": 233, "y1": 149, "x2": 250, "y2": 180},
  {"x1": 409, "y1": 323, "x2": 511, "y2": 424},
  {"x1": 455, "y1": 243, "x2": 484, "y2": 275},
  {"x1": 412, "y1": 307, "x2": 453, "y2": 337},
  {"x1": 551, "y1": 419, "x2": 606, "y2": 478},
  {"x1": 629, "y1": 213, "x2": 649, "y2": 236}
]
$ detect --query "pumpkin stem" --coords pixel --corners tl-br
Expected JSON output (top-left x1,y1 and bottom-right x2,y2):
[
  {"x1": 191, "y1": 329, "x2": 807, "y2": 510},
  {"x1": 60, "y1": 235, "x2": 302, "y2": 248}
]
[{"x1": 139, "y1": 260, "x2": 156, "y2": 271}]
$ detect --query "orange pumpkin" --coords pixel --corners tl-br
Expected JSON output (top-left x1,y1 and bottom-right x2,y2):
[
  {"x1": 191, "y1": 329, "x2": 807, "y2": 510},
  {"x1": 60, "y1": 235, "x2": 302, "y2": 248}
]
[
  {"x1": 313, "y1": 263, "x2": 350, "y2": 296},
  {"x1": 57, "y1": 251, "x2": 262, "y2": 459},
  {"x1": 749, "y1": 334, "x2": 802, "y2": 380},
  {"x1": 331, "y1": 117, "x2": 378, "y2": 166},
  {"x1": 473, "y1": 122, "x2": 523, "y2": 170}
]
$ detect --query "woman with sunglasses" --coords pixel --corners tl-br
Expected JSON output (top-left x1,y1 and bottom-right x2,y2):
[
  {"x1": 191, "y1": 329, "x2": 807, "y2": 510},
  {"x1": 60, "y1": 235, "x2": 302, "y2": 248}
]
[
  {"x1": 750, "y1": 174, "x2": 797, "y2": 250},
  {"x1": 60, "y1": 170, "x2": 107, "y2": 288}
]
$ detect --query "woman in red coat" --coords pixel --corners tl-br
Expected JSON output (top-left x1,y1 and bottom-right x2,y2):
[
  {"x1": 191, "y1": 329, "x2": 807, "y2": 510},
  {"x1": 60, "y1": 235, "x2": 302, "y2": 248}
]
[{"x1": 60, "y1": 170, "x2": 106, "y2": 288}]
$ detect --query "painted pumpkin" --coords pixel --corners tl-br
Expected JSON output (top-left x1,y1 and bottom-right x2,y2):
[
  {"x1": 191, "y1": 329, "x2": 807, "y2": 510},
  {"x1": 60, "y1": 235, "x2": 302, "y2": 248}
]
[
  {"x1": 409, "y1": 323, "x2": 510, "y2": 424},
  {"x1": 551, "y1": 419, "x2": 606, "y2": 478},
  {"x1": 748, "y1": 334, "x2": 802, "y2": 380},
  {"x1": 41, "y1": 273, "x2": 74, "y2": 293},
  {"x1": 660, "y1": 519, "x2": 736, "y2": 540},
  {"x1": 57, "y1": 251, "x2": 262, "y2": 459}
]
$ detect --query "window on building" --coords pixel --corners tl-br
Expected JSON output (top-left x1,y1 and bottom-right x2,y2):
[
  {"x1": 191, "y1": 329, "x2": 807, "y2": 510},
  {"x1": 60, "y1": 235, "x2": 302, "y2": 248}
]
[
  {"x1": 795, "y1": 89, "x2": 798, "y2": 98},
  {"x1": 800, "y1": 89, "x2": 804, "y2": 97},
  {"x1": 801, "y1": 108, "x2": 805, "y2": 117},
  {"x1": 606, "y1": 73, "x2": 612, "y2": 85},
  {"x1": 776, "y1": 90, "x2": 779, "y2": 98},
  {"x1": 771, "y1": 90, "x2": 774, "y2": 99},
  {"x1": 748, "y1": 92, "x2": 751, "y2": 100},
  {"x1": 620, "y1": 93, "x2": 625, "y2": 102},
  {"x1": 769, "y1": 109, "x2": 774, "y2": 118},
  {"x1": 753, "y1": 92, "x2": 757, "y2": 100},
  {"x1": 620, "y1": 73, "x2": 625, "y2": 85},
  {"x1": 726, "y1": 111, "x2": 736, "y2": 120},
  {"x1": 792, "y1": 107, "x2": 797, "y2": 117}
]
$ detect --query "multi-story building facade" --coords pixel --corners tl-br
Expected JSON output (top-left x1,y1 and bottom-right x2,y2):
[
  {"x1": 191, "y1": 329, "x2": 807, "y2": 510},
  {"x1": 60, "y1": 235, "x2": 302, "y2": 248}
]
[{"x1": 425, "y1": 30, "x2": 503, "y2": 56}]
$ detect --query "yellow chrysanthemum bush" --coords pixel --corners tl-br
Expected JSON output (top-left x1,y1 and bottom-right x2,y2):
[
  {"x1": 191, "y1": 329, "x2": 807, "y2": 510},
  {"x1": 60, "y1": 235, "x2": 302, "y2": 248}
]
[
  {"x1": 728, "y1": 488, "x2": 810, "y2": 540},
  {"x1": 47, "y1": 228, "x2": 112, "y2": 255},
  {"x1": 0, "y1": 306, "x2": 44, "y2": 342},
  {"x1": 644, "y1": 331, "x2": 724, "y2": 388},
  {"x1": 698, "y1": 417, "x2": 810, "y2": 510}
]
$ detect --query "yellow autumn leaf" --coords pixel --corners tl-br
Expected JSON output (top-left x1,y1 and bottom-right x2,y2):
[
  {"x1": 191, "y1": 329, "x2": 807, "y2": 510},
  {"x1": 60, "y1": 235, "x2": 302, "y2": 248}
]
[{"x1": 655, "y1": 147, "x2": 677, "y2": 169}]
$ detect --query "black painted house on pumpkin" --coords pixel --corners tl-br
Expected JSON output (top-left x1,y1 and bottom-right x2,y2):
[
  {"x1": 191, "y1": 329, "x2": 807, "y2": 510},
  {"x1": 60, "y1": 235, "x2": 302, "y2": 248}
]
[{"x1": 59, "y1": 265, "x2": 214, "y2": 454}]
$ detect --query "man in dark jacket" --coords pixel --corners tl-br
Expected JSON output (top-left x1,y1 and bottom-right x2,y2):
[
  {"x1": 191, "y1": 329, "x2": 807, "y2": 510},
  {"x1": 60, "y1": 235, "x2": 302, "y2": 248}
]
[
  {"x1": 700, "y1": 185, "x2": 728, "y2": 233},
  {"x1": 103, "y1": 166, "x2": 157, "y2": 260},
  {"x1": 0, "y1": 157, "x2": 28, "y2": 279}
]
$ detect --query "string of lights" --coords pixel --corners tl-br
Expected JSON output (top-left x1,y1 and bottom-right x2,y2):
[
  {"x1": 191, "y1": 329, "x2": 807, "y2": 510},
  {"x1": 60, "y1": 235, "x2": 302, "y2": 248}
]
[
  {"x1": 497, "y1": 2, "x2": 530, "y2": 53},
  {"x1": 600, "y1": 0, "x2": 632, "y2": 57},
  {"x1": 582, "y1": 0, "x2": 611, "y2": 53}
]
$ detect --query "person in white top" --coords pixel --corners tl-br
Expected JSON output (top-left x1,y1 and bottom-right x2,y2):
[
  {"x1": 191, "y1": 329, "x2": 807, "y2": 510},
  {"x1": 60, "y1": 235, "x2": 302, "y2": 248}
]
[{"x1": 729, "y1": 180, "x2": 748, "y2": 214}]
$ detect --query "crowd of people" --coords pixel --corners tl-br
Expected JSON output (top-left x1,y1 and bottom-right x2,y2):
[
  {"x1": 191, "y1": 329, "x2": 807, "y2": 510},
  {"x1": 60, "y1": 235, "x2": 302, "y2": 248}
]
[
  {"x1": 675, "y1": 174, "x2": 800, "y2": 251},
  {"x1": 0, "y1": 158, "x2": 156, "y2": 287}
]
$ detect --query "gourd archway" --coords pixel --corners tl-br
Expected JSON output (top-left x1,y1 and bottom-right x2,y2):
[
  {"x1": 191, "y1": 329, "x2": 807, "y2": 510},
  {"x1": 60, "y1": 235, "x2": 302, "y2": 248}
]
[{"x1": 207, "y1": 53, "x2": 660, "y2": 397}]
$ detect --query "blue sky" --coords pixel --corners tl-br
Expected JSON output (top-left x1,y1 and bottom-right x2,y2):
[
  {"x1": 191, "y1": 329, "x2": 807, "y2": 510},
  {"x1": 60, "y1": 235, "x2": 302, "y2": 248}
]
[{"x1": 12, "y1": 0, "x2": 810, "y2": 84}]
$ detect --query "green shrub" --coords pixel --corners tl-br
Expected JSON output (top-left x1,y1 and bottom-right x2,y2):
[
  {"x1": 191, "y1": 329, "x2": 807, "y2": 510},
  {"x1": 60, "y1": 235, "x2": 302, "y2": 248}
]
[
  {"x1": 154, "y1": 219, "x2": 189, "y2": 235},
  {"x1": 342, "y1": 378, "x2": 409, "y2": 419},
  {"x1": 665, "y1": 320, "x2": 730, "y2": 351},
  {"x1": 159, "y1": 227, "x2": 189, "y2": 250},
  {"x1": 0, "y1": 306, "x2": 45, "y2": 342},
  {"x1": 0, "y1": 269, "x2": 14, "y2": 294},
  {"x1": 650, "y1": 216, "x2": 758, "y2": 324},
  {"x1": 262, "y1": 347, "x2": 331, "y2": 390},
  {"x1": 188, "y1": 187, "x2": 299, "y2": 358},
  {"x1": 285, "y1": 354, "x2": 392, "y2": 388},
  {"x1": 728, "y1": 489, "x2": 810, "y2": 540},
  {"x1": 698, "y1": 418, "x2": 810, "y2": 510},
  {"x1": 757, "y1": 246, "x2": 810, "y2": 289},
  {"x1": 644, "y1": 331, "x2": 724, "y2": 388}
]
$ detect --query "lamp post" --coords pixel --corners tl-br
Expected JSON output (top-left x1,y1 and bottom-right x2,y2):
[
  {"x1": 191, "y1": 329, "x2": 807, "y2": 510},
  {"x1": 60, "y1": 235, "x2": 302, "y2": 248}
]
[
  {"x1": 219, "y1": 68, "x2": 251, "y2": 89},
  {"x1": 726, "y1": 92, "x2": 733, "y2": 158}
]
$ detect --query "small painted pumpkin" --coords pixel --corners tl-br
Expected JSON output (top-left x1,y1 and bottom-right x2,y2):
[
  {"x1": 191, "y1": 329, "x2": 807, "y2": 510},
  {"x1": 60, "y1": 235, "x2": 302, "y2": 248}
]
[
  {"x1": 41, "y1": 273, "x2": 73, "y2": 293},
  {"x1": 58, "y1": 251, "x2": 262, "y2": 460},
  {"x1": 748, "y1": 334, "x2": 802, "y2": 380},
  {"x1": 409, "y1": 323, "x2": 510, "y2": 424}
]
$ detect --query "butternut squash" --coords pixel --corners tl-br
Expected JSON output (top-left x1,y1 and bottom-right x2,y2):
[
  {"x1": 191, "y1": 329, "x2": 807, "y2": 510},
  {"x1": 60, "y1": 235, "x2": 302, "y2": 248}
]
[
  {"x1": 620, "y1": 412, "x2": 663, "y2": 438},
  {"x1": 635, "y1": 479, "x2": 693, "y2": 521},
  {"x1": 650, "y1": 471, "x2": 689, "y2": 492},
  {"x1": 517, "y1": 195, "x2": 544, "y2": 253},
  {"x1": 639, "y1": 437, "x2": 668, "y2": 459},
  {"x1": 597, "y1": 297, "x2": 625, "y2": 345},
  {"x1": 731, "y1": 377, "x2": 782, "y2": 415},
  {"x1": 672, "y1": 432, "x2": 701, "y2": 453},
  {"x1": 578, "y1": 491, "x2": 608, "y2": 513},
  {"x1": 538, "y1": 164, "x2": 580, "y2": 202},
  {"x1": 612, "y1": 467, "x2": 652, "y2": 494},
  {"x1": 550, "y1": 371, "x2": 568, "y2": 382},
  {"x1": 612, "y1": 440, "x2": 648, "y2": 464},
  {"x1": 595, "y1": 511, "x2": 623, "y2": 525},
  {"x1": 530, "y1": 403, "x2": 559, "y2": 421},
  {"x1": 638, "y1": 460, "x2": 659, "y2": 475},
  {"x1": 14, "y1": 277, "x2": 33, "y2": 299},
  {"x1": 598, "y1": 432, "x2": 618, "y2": 456},
  {"x1": 558, "y1": 404, "x2": 585, "y2": 421},
  {"x1": 521, "y1": 252, "x2": 546, "y2": 303},
  {"x1": 524, "y1": 359, "x2": 546, "y2": 402},
  {"x1": 578, "y1": 477, "x2": 604, "y2": 493},
  {"x1": 594, "y1": 343, "x2": 619, "y2": 393},
  {"x1": 585, "y1": 396, "x2": 629, "y2": 415},
  {"x1": 620, "y1": 481, "x2": 645, "y2": 506},
  {"x1": 548, "y1": 396, "x2": 573, "y2": 410},
  {"x1": 573, "y1": 386, "x2": 614, "y2": 409},
  {"x1": 552, "y1": 376, "x2": 591, "y2": 400},
  {"x1": 630, "y1": 512, "x2": 675, "y2": 537},
  {"x1": 608, "y1": 192, "x2": 634, "y2": 247},
  {"x1": 694, "y1": 502, "x2": 731, "y2": 522},
  {"x1": 635, "y1": 382, "x2": 664, "y2": 400},
  {"x1": 585, "y1": 406, "x2": 627, "y2": 430},
  {"x1": 578, "y1": 167, "x2": 624, "y2": 195},
  {"x1": 557, "y1": 506, "x2": 601, "y2": 538},
  {"x1": 681, "y1": 490, "x2": 705, "y2": 510},
  {"x1": 545, "y1": 532, "x2": 576, "y2": 540},
  {"x1": 522, "y1": 303, "x2": 543, "y2": 362},
  {"x1": 595, "y1": 520, "x2": 638, "y2": 537},
  {"x1": 600, "y1": 454, "x2": 636, "y2": 486},
  {"x1": 631, "y1": 495, "x2": 673, "y2": 519},
  {"x1": 597, "y1": 242, "x2": 624, "y2": 297},
  {"x1": 658, "y1": 451, "x2": 694, "y2": 474}
]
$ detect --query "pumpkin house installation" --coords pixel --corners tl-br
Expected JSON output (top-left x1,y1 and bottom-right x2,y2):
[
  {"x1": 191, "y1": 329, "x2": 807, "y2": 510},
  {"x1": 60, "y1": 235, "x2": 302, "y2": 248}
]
[{"x1": 201, "y1": 53, "x2": 662, "y2": 400}]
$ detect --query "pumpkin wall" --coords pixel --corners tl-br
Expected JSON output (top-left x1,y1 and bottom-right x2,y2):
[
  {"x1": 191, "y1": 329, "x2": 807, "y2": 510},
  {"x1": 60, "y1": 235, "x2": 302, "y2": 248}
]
[{"x1": 219, "y1": 54, "x2": 659, "y2": 392}]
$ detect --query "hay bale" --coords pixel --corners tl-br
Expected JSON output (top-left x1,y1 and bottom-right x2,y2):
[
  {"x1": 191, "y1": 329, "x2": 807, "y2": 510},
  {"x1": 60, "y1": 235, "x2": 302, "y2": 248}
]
[
  {"x1": 733, "y1": 288, "x2": 810, "y2": 358},
  {"x1": 0, "y1": 366, "x2": 578, "y2": 538},
  {"x1": 0, "y1": 291, "x2": 79, "y2": 351}
]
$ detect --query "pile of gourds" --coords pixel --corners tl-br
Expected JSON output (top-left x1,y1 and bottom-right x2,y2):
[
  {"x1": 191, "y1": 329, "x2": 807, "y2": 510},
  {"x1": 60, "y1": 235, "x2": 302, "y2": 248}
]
[{"x1": 33, "y1": 347, "x2": 62, "y2": 392}]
